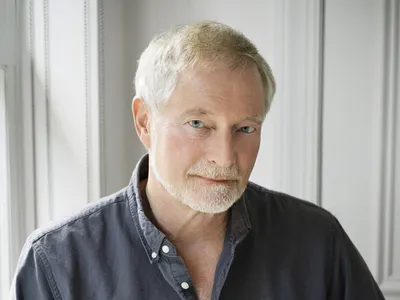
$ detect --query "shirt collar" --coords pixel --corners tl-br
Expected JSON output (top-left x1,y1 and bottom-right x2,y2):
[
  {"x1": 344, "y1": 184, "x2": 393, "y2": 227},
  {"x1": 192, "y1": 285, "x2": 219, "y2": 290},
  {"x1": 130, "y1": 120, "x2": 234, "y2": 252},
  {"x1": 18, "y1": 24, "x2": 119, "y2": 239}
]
[{"x1": 127, "y1": 153, "x2": 252, "y2": 263}]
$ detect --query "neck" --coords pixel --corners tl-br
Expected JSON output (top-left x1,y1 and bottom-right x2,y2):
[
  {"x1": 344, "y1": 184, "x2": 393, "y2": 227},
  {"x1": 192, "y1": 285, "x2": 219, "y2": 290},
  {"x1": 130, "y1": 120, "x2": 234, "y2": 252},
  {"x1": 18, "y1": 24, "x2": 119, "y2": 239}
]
[{"x1": 141, "y1": 168, "x2": 228, "y2": 246}]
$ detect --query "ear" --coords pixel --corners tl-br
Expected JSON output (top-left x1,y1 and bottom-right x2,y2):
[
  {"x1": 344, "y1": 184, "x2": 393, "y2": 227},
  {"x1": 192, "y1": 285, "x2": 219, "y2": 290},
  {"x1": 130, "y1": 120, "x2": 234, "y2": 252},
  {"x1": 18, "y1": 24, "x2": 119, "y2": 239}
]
[{"x1": 132, "y1": 97, "x2": 151, "y2": 150}]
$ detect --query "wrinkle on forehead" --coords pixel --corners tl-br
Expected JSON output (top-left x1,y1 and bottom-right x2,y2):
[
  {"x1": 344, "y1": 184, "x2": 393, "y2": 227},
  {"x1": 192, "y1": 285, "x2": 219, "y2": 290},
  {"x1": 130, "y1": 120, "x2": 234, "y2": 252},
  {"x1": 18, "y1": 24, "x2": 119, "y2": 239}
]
[
  {"x1": 158, "y1": 63, "x2": 266, "y2": 120},
  {"x1": 177, "y1": 63, "x2": 262, "y2": 96}
]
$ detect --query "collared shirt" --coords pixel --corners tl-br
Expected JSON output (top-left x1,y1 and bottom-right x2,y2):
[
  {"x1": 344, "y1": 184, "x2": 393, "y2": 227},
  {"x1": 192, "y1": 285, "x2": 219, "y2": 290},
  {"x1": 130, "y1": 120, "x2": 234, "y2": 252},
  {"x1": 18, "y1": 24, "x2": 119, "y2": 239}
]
[{"x1": 11, "y1": 154, "x2": 385, "y2": 300}]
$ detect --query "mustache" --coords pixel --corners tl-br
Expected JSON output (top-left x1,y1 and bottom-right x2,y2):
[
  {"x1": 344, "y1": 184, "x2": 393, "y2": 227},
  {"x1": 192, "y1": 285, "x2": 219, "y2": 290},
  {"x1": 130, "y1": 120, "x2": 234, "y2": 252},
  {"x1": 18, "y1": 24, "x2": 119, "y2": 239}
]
[{"x1": 187, "y1": 164, "x2": 240, "y2": 180}]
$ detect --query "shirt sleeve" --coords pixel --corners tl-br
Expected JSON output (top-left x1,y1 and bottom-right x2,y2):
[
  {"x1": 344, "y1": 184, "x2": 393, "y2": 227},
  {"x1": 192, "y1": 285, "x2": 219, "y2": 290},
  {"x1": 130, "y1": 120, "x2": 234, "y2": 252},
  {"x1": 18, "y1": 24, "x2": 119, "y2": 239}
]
[
  {"x1": 327, "y1": 218, "x2": 385, "y2": 300},
  {"x1": 9, "y1": 239, "x2": 60, "y2": 300}
]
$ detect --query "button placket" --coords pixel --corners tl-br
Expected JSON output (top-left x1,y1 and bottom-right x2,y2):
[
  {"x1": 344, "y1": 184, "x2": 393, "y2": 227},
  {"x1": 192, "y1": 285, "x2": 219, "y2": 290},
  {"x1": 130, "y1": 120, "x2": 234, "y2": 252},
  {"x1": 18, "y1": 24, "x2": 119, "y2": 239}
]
[{"x1": 157, "y1": 240, "x2": 196, "y2": 299}]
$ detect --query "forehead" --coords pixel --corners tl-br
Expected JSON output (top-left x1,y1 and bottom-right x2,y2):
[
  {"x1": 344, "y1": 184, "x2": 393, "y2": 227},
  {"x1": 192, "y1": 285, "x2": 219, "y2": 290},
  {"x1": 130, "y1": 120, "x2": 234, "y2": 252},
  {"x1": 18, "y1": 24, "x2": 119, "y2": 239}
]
[{"x1": 164, "y1": 64, "x2": 265, "y2": 117}]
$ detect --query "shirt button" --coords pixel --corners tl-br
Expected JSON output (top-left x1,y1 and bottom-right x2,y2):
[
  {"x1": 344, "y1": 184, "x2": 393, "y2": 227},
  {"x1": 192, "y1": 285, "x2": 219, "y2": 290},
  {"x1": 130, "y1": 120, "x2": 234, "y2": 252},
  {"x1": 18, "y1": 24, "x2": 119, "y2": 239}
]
[
  {"x1": 162, "y1": 245, "x2": 170, "y2": 254},
  {"x1": 181, "y1": 282, "x2": 189, "y2": 290},
  {"x1": 151, "y1": 252, "x2": 157, "y2": 259}
]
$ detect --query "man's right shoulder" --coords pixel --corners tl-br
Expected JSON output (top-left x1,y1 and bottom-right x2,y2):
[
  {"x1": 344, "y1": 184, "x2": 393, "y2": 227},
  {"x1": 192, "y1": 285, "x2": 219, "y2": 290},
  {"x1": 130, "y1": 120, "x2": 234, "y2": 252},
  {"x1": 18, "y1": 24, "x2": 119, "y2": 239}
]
[
  {"x1": 27, "y1": 186, "x2": 132, "y2": 248},
  {"x1": 11, "y1": 186, "x2": 144, "y2": 299}
]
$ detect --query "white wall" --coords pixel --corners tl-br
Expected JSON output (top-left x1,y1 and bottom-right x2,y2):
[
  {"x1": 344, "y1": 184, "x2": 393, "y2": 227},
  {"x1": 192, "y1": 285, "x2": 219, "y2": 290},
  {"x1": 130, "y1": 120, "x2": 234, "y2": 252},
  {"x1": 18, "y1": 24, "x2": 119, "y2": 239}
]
[
  {"x1": 102, "y1": 0, "x2": 144, "y2": 195},
  {"x1": 322, "y1": 1, "x2": 400, "y2": 298},
  {"x1": 322, "y1": 0, "x2": 385, "y2": 280}
]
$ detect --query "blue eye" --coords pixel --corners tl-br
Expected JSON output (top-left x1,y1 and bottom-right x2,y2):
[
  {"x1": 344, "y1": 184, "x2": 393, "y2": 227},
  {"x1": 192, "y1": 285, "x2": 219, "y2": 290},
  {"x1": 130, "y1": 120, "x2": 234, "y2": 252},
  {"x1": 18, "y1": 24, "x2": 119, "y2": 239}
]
[
  {"x1": 240, "y1": 126, "x2": 256, "y2": 133},
  {"x1": 188, "y1": 120, "x2": 206, "y2": 128}
]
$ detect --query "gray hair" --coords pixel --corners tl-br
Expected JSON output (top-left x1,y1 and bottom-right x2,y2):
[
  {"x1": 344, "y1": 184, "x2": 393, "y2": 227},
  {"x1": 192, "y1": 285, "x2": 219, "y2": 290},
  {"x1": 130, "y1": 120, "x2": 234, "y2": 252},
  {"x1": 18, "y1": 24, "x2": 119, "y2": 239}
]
[{"x1": 134, "y1": 21, "x2": 276, "y2": 115}]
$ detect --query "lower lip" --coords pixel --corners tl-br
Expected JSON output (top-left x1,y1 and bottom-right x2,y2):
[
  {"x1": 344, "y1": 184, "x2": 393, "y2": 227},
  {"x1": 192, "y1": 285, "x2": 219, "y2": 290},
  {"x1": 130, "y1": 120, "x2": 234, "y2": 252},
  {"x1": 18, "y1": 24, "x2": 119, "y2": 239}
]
[{"x1": 194, "y1": 176, "x2": 233, "y2": 184}]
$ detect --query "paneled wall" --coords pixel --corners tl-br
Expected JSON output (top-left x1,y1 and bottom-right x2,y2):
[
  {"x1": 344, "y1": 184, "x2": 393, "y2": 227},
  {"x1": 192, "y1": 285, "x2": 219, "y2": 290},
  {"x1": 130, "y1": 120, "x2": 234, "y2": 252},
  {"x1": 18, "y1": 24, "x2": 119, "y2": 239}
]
[
  {"x1": 26, "y1": 0, "x2": 143, "y2": 227},
  {"x1": 321, "y1": 1, "x2": 400, "y2": 298},
  {"x1": 29, "y1": 0, "x2": 102, "y2": 225}
]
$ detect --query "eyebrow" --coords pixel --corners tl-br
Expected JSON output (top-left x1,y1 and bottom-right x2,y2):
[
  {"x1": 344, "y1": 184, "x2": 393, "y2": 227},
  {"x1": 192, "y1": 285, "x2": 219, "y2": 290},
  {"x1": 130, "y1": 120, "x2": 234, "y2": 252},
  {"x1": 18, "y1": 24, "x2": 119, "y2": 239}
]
[
  {"x1": 181, "y1": 108, "x2": 264, "y2": 124},
  {"x1": 181, "y1": 108, "x2": 214, "y2": 117},
  {"x1": 243, "y1": 116, "x2": 264, "y2": 124}
]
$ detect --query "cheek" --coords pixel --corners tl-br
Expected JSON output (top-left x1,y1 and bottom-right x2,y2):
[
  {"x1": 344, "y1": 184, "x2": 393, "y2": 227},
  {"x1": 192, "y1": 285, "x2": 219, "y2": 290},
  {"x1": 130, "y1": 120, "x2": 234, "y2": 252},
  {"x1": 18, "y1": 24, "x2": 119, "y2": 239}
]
[
  {"x1": 236, "y1": 135, "x2": 261, "y2": 173},
  {"x1": 160, "y1": 128, "x2": 204, "y2": 171}
]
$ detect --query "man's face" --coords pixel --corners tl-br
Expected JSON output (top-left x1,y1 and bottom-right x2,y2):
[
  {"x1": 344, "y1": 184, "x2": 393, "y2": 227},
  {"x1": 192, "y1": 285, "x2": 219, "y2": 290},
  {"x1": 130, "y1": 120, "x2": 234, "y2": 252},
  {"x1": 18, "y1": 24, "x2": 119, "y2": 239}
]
[{"x1": 148, "y1": 64, "x2": 265, "y2": 213}]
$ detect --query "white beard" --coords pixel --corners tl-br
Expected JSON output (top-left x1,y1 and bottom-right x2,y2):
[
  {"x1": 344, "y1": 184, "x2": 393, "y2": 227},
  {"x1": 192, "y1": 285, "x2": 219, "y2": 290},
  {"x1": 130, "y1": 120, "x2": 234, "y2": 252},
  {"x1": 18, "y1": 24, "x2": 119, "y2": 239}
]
[{"x1": 149, "y1": 152, "x2": 244, "y2": 214}]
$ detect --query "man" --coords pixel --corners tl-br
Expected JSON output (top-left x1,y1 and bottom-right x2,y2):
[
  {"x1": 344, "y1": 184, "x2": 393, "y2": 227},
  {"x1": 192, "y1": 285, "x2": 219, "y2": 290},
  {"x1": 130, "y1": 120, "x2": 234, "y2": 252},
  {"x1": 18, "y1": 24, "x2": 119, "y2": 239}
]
[{"x1": 12, "y1": 21, "x2": 384, "y2": 300}]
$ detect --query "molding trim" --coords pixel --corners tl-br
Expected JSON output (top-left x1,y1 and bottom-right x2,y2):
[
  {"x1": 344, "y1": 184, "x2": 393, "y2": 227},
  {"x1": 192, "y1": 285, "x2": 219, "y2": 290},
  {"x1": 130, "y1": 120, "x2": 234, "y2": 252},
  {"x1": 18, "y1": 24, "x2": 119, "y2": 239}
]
[
  {"x1": 272, "y1": 0, "x2": 289, "y2": 193},
  {"x1": 31, "y1": 0, "x2": 52, "y2": 226},
  {"x1": 98, "y1": 0, "x2": 106, "y2": 197},
  {"x1": 0, "y1": 65, "x2": 12, "y2": 299},
  {"x1": 43, "y1": 0, "x2": 52, "y2": 220},
  {"x1": 302, "y1": 0, "x2": 325, "y2": 205},
  {"x1": 1, "y1": 0, "x2": 36, "y2": 287},
  {"x1": 84, "y1": 0, "x2": 104, "y2": 201},
  {"x1": 28, "y1": 0, "x2": 107, "y2": 223},
  {"x1": 378, "y1": 0, "x2": 400, "y2": 297},
  {"x1": 26, "y1": 0, "x2": 37, "y2": 233},
  {"x1": 272, "y1": 0, "x2": 324, "y2": 203},
  {"x1": 15, "y1": 0, "x2": 37, "y2": 242},
  {"x1": 84, "y1": 0, "x2": 90, "y2": 201}
]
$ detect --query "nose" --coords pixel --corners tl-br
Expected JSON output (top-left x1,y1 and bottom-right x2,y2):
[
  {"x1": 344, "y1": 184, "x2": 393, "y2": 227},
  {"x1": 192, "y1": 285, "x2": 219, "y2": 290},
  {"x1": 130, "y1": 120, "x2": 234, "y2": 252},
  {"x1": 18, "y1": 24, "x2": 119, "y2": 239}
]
[{"x1": 207, "y1": 132, "x2": 236, "y2": 168}]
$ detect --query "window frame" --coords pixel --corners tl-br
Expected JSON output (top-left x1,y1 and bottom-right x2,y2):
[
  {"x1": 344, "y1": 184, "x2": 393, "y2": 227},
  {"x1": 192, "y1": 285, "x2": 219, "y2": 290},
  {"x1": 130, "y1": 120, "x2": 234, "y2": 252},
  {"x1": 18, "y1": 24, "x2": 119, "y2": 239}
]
[{"x1": 0, "y1": 0, "x2": 37, "y2": 295}]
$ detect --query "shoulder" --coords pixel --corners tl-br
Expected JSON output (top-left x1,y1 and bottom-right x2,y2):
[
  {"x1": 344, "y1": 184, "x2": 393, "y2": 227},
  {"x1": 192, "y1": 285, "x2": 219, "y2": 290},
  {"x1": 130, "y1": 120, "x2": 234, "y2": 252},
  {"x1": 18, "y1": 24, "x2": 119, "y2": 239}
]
[
  {"x1": 13, "y1": 186, "x2": 138, "y2": 298},
  {"x1": 244, "y1": 181, "x2": 340, "y2": 234},
  {"x1": 27, "y1": 187, "x2": 130, "y2": 248}
]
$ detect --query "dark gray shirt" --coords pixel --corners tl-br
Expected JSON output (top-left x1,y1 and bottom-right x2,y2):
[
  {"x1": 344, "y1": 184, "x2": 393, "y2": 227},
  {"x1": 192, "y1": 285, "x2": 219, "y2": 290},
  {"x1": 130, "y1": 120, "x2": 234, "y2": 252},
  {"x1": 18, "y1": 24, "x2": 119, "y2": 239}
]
[{"x1": 11, "y1": 154, "x2": 384, "y2": 299}]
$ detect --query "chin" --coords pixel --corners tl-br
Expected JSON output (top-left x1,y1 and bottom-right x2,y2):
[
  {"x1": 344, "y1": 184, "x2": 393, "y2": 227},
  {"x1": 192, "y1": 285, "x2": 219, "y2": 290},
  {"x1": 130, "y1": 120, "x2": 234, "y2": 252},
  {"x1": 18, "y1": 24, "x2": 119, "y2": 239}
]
[
  {"x1": 181, "y1": 191, "x2": 243, "y2": 214},
  {"x1": 184, "y1": 201, "x2": 234, "y2": 214}
]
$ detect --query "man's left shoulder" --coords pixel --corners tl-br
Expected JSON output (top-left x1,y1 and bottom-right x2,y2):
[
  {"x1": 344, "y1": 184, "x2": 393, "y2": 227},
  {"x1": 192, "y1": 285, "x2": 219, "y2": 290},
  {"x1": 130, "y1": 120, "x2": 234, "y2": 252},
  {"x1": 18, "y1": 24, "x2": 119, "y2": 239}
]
[{"x1": 244, "y1": 181, "x2": 339, "y2": 232}]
